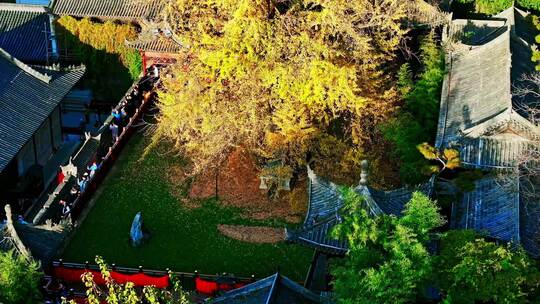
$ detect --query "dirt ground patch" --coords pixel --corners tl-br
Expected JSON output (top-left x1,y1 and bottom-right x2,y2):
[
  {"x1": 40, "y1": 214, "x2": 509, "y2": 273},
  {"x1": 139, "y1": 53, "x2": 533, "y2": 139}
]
[
  {"x1": 218, "y1": 225, "x2": 285, "y2": 244},
  {"x1": 168, "y1": 148, "x2": 307, "y2": 223}
]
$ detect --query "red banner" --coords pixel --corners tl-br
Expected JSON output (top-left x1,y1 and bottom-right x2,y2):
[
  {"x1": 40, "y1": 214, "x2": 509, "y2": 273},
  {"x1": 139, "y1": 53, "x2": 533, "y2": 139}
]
[
  {"x1": 53, "y1": 266, "x2": 105, "y2": 285},
  {"x1": 110, "y1": 271, "x2": 170, "y2": 288},
  {"x1": 195, "y1": 277, "x2": 245, "y2": 295},
  {"x1": 53, "y1": 266, "x2": 169, "y2": 288}
]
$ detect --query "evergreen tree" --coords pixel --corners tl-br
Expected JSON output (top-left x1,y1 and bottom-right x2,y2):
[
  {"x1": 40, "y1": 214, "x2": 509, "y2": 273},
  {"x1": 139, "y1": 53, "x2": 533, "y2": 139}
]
[
  {"x1": 331, "y1": 190, "x2": 445, "y2": 304},
  {"x1": 383, "y1": 32, "x2": 445, "y2": 184}
]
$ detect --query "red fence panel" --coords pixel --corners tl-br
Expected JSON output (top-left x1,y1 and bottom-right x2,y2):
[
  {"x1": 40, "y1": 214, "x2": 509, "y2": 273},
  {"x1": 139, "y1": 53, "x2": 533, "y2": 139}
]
[
  {"x1": 111, "y1": 271, "x2": 170, "y2": 288},
  {"x1": 53, "y1": 265, "x2": 170, "y2": 288},
  {"x1": 195, "y1": 277, "x2": 246, "y2": 295}
]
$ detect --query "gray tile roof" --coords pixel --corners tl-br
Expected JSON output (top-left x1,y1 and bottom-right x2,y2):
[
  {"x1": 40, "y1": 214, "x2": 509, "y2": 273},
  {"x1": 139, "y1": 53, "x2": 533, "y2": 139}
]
[
  {"x1": 126, "y1": 36, "x2": 181, "y2": 53},
  {"x1": 450, "y1": 176, "x2": 521, "y2": 243},
  {"x1": 125, "y1": 20, "x2": 182, "y2": 54},
  {"x1": 210, "y1": 273, "x2": 322, "y2": 304},
  {"x1": 126, "y1": 31, "x2": 182, "y2": 54},
  {"x1": 0, "y1": 3, "x2": 52, "y2": 62},
  {"x1": 520, "y1": 193, "x2": 540, "y2": 258},
  {"x1": 436, "y1": 22, "x2": 512, "y2": 149},
  {"x1": 0, "y1": 226, "x2": 17, "y2": 252},
  {"x1": 286, "y1": 167, "x2": 434, "y2": 254},
  {"x1": 52, "y1": 0, "x2": 164, "y2": 21},
  {"x1": 0, "y1": 48, "x2": 85, "y2": 172},
  {"x1": 13, "y1": 221, "x2": 64, "y2": 264},
  {"x1": 436, "y1": 7, "x2": 540, "y2": 170},
  {"x1": 436, "y1": 7, "x2": 540, "y2": 257},
  {"x1": 460, "y1": 130, "x2": 539, "y2": 169}
]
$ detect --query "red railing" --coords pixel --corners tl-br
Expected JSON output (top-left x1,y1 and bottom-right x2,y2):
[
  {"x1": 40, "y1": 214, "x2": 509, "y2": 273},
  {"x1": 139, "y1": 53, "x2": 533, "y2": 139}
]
[
  {"x1": 47, "y1": 260, "x2": 255, "y2": 298},
  {"x1": 69, "y1": 76, "x2": 156, "y2": 220}
]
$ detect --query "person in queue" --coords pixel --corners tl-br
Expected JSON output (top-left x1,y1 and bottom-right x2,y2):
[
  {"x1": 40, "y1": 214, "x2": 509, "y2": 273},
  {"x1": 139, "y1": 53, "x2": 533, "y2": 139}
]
[
  {"x1": 78, "y1": 173, "x2": 88, "y2": 192},
  {"x1": 110, "y1": 121, "x2": 119, "y2": 143},
  {"x1": 59, "y1": 200, "x2": 71, "y2": 219},
  {"x1": 87, "y1": 161, "x2": 98, "y2": 178}
]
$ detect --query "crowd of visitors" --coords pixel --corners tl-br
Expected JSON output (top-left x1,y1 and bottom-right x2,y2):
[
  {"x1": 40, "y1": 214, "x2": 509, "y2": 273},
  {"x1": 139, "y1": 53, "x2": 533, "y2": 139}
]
[{"x1": 54, "y1": 66, "x2": 160, "y2": 224}]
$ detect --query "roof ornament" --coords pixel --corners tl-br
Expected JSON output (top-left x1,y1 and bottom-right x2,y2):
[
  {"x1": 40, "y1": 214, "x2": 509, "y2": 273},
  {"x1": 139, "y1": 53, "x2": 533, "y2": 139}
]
[
  {"x1": 359, "y1": 159, "x2": 369, "y2": 186},
  {"x1": 307, "y1": 165, "x2": 318, "y2": 184},
  {"x1": 3, "y1": 204, "x2": 32, "y2": 260}
]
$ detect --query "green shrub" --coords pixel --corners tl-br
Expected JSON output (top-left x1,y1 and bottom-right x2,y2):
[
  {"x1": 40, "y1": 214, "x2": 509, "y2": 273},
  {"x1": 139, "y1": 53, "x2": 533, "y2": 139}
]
[
  {"x1": 455, "y1": 0, "x2": 512, "y2": 15},
  {"x1": 56, "y1": 16, "x2": 142, "y2": 101},
  {"x1": 476, "y1": 0, "x2": 513, "y2": 14},
  {"x1": 125, "y1": 49, "x2": 143, "y2": 80},
  {"x1": 518, "y1": 0, "x2": 540, "y2": 11},
  {"x1": 454, "y1": 0, "x2": 540, "y2": 15},
  {"x1": 383, "y1": 32, "x2": 445, "y2": 185},
  {"x1": 0, "y1": 251, "x2": 42, "y2": 304}
]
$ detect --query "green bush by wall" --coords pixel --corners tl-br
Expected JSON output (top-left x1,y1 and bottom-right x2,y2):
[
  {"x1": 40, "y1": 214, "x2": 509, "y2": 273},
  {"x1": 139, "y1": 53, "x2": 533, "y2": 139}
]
[{"x1": 56, "y1": 16, "x2": 142, "y2": 101}]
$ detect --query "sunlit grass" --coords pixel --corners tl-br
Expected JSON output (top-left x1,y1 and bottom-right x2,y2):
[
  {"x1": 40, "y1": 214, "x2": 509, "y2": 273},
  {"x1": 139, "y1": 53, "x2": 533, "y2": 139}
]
[{"x1": 62, "y1": 135, "x2": 312, "y2": 280}]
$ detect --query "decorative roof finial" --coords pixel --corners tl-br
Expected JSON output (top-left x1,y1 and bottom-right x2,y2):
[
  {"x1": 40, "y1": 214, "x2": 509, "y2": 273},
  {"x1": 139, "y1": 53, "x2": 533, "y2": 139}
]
[
  {"x1": 359, "y1": 159, "x2": 369, "y2": 186},
  {"x1": 307, "y1": 165, "x2": 317, "y2": 184}
]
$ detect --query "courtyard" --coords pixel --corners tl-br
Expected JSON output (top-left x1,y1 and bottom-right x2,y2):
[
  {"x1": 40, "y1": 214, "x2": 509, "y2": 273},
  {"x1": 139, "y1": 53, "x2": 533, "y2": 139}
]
[{"x1": 61, "y1": 135, "x2": 312, "y2": 281}]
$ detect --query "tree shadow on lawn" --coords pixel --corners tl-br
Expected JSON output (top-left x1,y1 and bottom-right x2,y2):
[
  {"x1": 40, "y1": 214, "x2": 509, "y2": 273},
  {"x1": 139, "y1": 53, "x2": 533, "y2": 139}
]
[{"x1": 60, "y1": 135, "x2": 312, "y2": 280}]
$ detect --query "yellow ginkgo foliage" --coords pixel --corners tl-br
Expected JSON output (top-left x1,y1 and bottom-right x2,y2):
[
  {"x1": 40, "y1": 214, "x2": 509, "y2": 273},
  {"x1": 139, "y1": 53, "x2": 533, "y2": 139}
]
[
  {"x1": 417, "y1": 143, "x2": 461, "y2": 175},
  {"x1": 154, "y1": 0, "x2": 443, "y2": 183}
]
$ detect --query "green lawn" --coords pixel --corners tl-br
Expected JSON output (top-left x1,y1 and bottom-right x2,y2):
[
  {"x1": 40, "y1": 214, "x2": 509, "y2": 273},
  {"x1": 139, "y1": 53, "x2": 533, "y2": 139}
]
[{"x1": 62, "y1": 135, "x2": 312, "y2": 280}]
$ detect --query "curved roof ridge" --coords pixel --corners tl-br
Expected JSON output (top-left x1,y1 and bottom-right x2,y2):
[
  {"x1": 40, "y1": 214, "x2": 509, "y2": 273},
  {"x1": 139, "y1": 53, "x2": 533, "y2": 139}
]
[
  {"x1": 462, "y1": 109, "x2": 540, "y2": 139},
  {"x1": 494, "y1": 4, "x2": 516, "y2": 21},
  {"x1": 459, "y1": 23, "x2": 510, "y2": 55},
  {"x1": 306, "y1": 165, "x2": 341, "y2": 193},
  {"x1": 31, "y1": 63, "x2": 86, "y2": 73},
  {"x1": 0, "y1": 47, "x2": 51, "y2": 83}
]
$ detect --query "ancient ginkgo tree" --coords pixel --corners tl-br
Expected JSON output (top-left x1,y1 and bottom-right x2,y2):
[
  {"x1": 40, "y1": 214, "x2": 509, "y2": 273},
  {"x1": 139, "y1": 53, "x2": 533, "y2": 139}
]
[{"x1": 152, "y1": 0, "x2": 445, "y2": 183}]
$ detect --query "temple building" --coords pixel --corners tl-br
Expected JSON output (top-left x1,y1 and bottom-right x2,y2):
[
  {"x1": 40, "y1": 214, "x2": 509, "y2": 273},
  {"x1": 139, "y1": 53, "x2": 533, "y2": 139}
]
[
  {"x1": 51, "y1": 0, "x2": 184, "y2": 70},
  {"x1": 285, "y1": 162, "x2": 434, "y2": 293},
  {"x1": 286, "y1": 162, "x2": 434, "y2": 256},
  {"x1": 125, "y1": 20, "x2": 183, "y2": 72},
  {"x1": 0, "y1": 47, "x2": 85, "y2": 203},
  {"x1": 436, "y1": 6, "x2": 540, "y2": 256},
  {"x1": 0, "y1": 3, "x2": 58, "y2": 63}
]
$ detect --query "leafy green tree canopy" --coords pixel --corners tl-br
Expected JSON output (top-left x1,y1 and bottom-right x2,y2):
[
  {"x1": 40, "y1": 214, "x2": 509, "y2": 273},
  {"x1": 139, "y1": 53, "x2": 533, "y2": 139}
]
[
  {"x1": 436, "y1": 230, "x2": 540, "y2": 304},
  {"x1": 382, "y1": 32, "x2": 445, "y2": 184},
  {"x1": 331, "y1": 189, "x2": 445, "y2": 304}
]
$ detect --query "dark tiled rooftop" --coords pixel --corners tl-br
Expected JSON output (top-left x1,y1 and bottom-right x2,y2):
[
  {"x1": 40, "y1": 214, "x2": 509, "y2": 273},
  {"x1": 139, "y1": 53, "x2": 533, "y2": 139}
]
[
  {"x1": 0, "y1": 48, "x2": 85, "y2": 172},
  {"x1": 0, "y1": 3, "x2": 52, "y2": 63}
]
